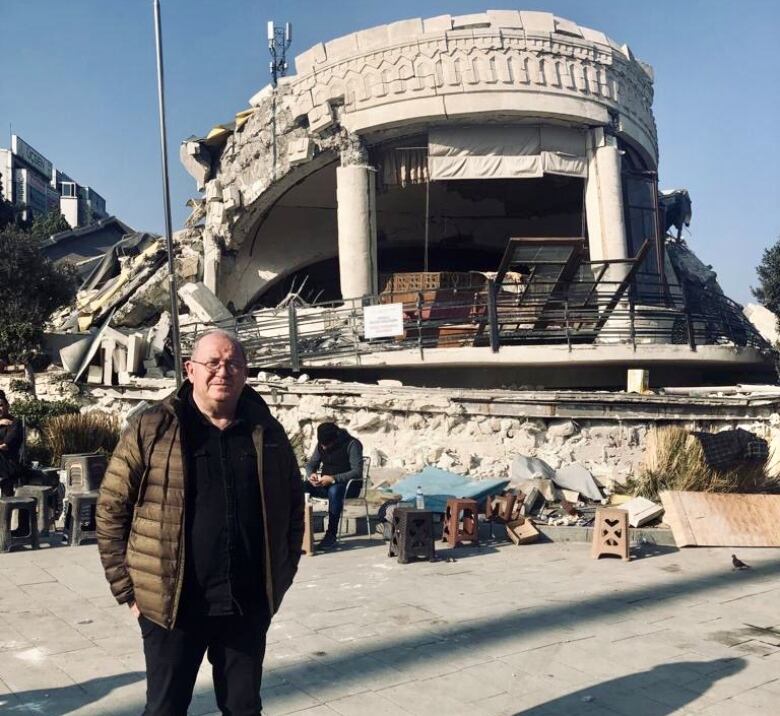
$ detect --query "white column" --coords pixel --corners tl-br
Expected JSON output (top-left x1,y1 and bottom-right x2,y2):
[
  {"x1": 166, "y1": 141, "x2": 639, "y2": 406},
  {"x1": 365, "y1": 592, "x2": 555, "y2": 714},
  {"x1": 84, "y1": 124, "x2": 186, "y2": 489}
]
[
  {"x1": 336, "y1": 164, "x2": 377, "y2": 300},
  {"x1": 585, "y1": 128, "x2": 629, "y2": 284}
]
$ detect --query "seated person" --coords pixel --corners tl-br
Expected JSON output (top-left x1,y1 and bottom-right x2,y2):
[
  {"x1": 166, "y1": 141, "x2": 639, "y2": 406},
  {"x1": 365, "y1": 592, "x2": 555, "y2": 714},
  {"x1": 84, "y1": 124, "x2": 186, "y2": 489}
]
[
  {"x1": 0, "y1": 391, "x2": 22, "y2": 497},
  {"x1": 304, "y1": 422, "x2": 363, "y2": 549}
]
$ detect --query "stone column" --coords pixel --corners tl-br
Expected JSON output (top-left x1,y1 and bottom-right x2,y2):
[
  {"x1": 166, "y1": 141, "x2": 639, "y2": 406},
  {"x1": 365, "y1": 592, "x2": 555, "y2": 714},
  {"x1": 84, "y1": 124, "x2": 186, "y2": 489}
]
[
  {"x1": 336, "y1": 164, "x2": 378, "y2": 300},
  {"x1": 585, "y1": 128, "x2": 629, "y2": 284}
]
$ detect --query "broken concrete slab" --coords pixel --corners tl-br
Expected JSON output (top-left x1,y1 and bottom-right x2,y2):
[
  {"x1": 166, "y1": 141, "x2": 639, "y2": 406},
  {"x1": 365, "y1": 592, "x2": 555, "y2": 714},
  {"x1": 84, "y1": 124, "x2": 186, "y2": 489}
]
[
  {"x1": 620, "y1": 496, "x2": 664, "y2": 527},
  {"x1": 553, "y1": 463, "x2": 603, "y2": 502},
  {"x1": 178, "y1": 282, "x2": 233, "y2": 324}
]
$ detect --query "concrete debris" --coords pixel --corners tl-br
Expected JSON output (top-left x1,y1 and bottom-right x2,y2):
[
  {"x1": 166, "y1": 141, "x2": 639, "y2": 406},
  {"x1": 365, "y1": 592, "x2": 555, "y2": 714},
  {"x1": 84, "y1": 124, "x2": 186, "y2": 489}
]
[
  {"x1": 620, "y1": 496, "x2": 664, "y2": 528},
  {"x1": 178, "y1": 282, "x2": 233, "y2": 324},
  {"x1": 553, "y1": 463, "x2": 604, "y2": 501}
]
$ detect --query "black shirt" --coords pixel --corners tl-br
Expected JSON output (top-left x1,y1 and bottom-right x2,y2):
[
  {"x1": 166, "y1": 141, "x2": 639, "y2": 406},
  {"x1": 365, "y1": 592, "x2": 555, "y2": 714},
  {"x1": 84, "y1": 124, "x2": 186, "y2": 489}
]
[
  {"x1": 180, "y1": 393, "x2": 266, "y2": 617},
  {"x1": 0, "y1": 417, "x2": 22, "y2": 462}
]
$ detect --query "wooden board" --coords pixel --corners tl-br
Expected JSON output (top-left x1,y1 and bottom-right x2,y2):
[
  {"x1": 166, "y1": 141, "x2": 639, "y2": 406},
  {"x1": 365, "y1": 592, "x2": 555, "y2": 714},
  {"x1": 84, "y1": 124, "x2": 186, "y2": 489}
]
[{"x1": 659, "y1": 491, "x2": 780, "y2": 547}]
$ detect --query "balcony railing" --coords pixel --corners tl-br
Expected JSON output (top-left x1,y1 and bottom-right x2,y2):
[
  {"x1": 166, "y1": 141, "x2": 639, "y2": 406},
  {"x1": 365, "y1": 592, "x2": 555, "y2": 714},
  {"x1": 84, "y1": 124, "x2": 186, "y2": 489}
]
[{"x1": 180, "y1": 278, "x2": 771, "y2": 371}]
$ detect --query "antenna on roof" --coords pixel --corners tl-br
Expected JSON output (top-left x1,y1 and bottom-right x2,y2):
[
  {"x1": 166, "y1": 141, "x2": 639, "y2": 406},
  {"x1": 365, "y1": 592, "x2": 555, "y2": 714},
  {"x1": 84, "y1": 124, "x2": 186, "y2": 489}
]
[{"x1": 268, "y1": 21, "x2": 293, "y2": 88}]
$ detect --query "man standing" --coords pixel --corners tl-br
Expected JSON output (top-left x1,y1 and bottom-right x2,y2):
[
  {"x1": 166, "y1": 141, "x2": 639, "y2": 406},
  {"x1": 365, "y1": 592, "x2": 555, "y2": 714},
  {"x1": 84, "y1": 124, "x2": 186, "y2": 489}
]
[
  {"x1": 304, "y1": 422, "x2": 363, "y2": 549},
  {"x1": 97, "y1": 329, "x2": 304, "y2": 715}
]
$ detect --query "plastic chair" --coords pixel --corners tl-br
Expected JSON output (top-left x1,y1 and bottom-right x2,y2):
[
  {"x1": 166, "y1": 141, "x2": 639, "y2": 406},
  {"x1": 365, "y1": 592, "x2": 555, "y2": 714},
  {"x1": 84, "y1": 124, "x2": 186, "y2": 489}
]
[{"x1": 338, "y1": 456, "x2": 372, "y2": 538}]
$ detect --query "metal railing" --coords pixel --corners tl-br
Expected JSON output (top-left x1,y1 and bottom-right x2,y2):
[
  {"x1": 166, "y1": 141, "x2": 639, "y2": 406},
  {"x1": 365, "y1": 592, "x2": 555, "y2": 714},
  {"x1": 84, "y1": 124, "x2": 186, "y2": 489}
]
[{"x1": 179, "y1": 279, "x2": 770, "y2": 370}]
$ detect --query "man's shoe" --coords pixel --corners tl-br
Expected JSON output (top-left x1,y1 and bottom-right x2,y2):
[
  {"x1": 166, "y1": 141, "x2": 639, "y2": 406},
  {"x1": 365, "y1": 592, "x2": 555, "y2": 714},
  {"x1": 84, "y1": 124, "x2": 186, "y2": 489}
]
[{"x1": 318, "y1": 532, "x2": 338, "y2": 550}]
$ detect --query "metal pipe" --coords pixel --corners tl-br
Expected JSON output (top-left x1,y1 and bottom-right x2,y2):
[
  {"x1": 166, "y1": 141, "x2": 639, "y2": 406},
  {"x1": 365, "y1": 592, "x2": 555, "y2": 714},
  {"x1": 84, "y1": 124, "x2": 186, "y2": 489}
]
[{"x1": 153, "y1": 0, "x2": 183, "y2": 387}]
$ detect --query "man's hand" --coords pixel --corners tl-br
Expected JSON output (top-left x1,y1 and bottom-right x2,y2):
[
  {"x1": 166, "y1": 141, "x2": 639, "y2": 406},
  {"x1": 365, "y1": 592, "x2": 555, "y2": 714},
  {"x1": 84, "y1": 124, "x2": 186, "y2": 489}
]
[
  {"x1": 319, "y1": 475, "x2": 335, "y2": 487},
  {"x1": 129, "y1": 601, "x2": 141, "y2": 618},
  {"x1": 308, "y1": 473, "x2": 321, "y2": 485},
  {"x1": 0, "y1": 418, "x2": 12, "y2": 426}
]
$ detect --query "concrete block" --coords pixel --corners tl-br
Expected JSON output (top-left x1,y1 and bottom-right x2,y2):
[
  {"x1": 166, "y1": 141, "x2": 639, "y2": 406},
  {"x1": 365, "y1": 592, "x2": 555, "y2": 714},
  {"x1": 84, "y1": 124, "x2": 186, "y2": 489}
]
[
  {"x1": 126, "y1": 333, "x2": 145, "y2": 374},
  {"x1": 423, "y1": 15, "x2": 452, "y2": 33},
  {"x1": 387, "y1": 18, "x2": 424, "y2": 43},
  {"x1": 324, "y1": 33, "x2": 359, "y2": 62},
  {"x1": 102, "y1": 339, "x2": 115, "y2": 386},
  {"x1": 117, "y1": 371, "x2": 131, "y2": 385},
  {"x1": 486, "y1": 10, "x2": 523, "y2": 29},
  {"x1": 579, "y1": 26, "x2": 610, "y2": 47},
  {"x1": 112, "y1": 347, "x2": 127, "y2": 375},
  {"x1": 102, "y1": 326, "x2": 129, "y2": 347},
  {"x1": 356, "y1": 25, "x2": 389, "y2": 51},
  {"x1": 294, "y1": 42, "x2": 327, "y2": 75},
  {"x1": 452, "y1": 13, "x2": 490, "y2": 30},
  {"x1": 222, "y1": 186, "x2": 241, "y2": 211},
  {"x1": 308, "y1": 103, "x2": 335, "y2": 133},
  {"x1": 627, "y1": 369, "x2": 649, "y2": 394},
  {"x1": 178, "y1": 282, "x2": 233, "y2": 324},
  {"x1": 288, "y1": 137, "x2": 315, "y2": 167},
  {"x1": 204, "y1": 180, "x2": 223, "y2": 204},
  {"x1": 519, "y1": 11, "x2": 555, "y2": 35},
  {"x1": 149, "y1": 312, "x2": 171, "y2": 357},
  {"x1": 554, "y1": 17, "x2": 584, "y2": 38},
  {"x1": 86, "y1": 365, "x2": 103, "y2": 385}
]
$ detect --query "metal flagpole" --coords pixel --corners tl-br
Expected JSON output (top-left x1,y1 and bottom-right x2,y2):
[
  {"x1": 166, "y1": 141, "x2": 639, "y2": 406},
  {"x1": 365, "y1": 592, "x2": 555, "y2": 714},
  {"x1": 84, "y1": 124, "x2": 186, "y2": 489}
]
[{"x1": 152, "y1": 0, "x2": 183, "y2": 387}]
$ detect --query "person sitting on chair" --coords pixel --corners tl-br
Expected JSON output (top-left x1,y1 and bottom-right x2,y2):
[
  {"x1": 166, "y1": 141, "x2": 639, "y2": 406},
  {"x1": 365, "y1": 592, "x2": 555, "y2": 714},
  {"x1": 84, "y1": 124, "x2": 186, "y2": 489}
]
[
  {"x1": 304, "y1": 422, "x2": 363, "y2": 549},
  {"x1": 0, "y1": 391, "x2": 22, "y2": 497}
]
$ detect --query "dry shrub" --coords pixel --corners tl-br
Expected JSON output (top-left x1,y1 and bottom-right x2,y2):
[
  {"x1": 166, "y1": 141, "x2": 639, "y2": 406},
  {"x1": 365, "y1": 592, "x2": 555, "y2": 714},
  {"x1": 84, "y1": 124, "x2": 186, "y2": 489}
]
[
  {"x1": 42, "y1": 410, "x2": 120, "y2": 464},
  {"x1": 627, "y1": 426, "x2": 780, "y2": 501}
]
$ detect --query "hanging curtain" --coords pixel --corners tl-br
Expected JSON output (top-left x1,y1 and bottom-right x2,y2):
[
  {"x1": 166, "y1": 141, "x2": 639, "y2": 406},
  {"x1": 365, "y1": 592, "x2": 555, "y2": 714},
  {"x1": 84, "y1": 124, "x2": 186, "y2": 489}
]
[{"x1": 377, "y1": 147, "x2": 429, "y2": 191}]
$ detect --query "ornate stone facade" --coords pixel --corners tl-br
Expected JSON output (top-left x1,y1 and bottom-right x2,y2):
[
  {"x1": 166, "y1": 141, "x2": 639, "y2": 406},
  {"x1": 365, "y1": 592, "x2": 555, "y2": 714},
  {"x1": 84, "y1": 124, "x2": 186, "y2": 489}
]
[{"x1": 183, "y1": 11, "x2": 658, "y2": 307}]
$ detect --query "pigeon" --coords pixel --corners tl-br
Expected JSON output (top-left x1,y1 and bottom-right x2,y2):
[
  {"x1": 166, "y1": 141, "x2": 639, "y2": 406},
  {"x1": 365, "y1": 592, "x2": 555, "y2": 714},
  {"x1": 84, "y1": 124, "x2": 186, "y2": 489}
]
[{"x1": 732, "y1": 554, "x2": 751, "y2": 570}]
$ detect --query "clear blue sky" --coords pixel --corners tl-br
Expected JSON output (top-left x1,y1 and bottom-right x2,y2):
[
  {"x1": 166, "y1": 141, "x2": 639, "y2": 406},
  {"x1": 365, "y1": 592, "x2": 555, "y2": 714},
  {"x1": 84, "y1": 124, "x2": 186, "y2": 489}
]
[{"x1": 1, "y1": 1, "x2": 778, "y2": 303}]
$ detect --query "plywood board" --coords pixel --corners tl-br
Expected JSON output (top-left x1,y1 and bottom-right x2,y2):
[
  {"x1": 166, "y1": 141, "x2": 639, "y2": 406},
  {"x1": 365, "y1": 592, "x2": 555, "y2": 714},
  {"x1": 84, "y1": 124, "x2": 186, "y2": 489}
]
[{"x1": 659, "y1": 491, "x2": 780, "y2": 547}]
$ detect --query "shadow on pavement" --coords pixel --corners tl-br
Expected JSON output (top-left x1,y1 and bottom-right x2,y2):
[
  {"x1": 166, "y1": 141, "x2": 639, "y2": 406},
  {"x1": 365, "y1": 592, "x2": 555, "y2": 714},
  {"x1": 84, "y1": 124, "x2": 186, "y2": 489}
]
[
  {"x1": 0, "y1": 671, "x2": 145, "y2": 715},
  {"x1": 512, "y1": 657, "x2": 746, "y2": 715},
  {"x1": 268, "y1": 553, "x2": 780, "y2": 689}
]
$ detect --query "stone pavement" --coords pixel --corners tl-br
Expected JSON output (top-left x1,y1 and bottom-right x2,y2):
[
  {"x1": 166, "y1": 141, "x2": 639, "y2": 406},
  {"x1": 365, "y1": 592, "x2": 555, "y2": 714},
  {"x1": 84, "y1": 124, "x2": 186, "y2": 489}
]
[{"x1": 1, "y1": 536, "x2": 780, "y2": 715}]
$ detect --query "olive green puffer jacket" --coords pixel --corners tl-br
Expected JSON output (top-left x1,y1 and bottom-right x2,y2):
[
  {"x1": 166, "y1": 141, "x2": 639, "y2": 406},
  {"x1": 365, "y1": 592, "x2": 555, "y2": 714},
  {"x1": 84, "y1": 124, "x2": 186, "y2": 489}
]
[{"x1": 96, "y1": 382, "x2": 304, "y2": 629}]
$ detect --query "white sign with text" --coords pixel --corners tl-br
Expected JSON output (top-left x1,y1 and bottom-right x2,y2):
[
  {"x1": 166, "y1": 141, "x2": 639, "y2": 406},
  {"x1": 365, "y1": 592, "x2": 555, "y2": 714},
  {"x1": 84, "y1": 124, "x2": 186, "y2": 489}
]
[{"x1": 363, "y1": 303, "x2": 404, "y2": 339}]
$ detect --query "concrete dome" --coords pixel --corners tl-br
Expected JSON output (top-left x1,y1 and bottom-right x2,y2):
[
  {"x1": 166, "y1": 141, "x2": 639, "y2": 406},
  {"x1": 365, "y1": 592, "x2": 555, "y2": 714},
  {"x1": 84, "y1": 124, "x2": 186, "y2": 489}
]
[{"x1": 271, "y1": 10, "x2": 656, "y2": 166}]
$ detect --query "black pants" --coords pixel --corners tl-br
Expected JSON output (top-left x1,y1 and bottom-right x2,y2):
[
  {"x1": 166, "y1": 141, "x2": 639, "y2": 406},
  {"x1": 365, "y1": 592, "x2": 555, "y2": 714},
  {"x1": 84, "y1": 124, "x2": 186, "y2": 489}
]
[{"x1": 140, "y1": 609, "x2": 271, "y2": 716}]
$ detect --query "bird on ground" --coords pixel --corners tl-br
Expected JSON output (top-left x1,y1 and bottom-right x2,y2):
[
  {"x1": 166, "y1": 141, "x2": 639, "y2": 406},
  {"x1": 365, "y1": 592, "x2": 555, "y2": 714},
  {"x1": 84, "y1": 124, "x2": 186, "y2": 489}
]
[{"x1": 732, "y1": 554, "x2": 751, "y2": 570}]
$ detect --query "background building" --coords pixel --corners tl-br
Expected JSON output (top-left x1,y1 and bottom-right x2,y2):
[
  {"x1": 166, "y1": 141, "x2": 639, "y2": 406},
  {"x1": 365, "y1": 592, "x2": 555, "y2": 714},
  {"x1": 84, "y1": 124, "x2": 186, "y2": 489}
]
[{"x1": 0, "y1": 134, "x2": 108, "y2": 228}]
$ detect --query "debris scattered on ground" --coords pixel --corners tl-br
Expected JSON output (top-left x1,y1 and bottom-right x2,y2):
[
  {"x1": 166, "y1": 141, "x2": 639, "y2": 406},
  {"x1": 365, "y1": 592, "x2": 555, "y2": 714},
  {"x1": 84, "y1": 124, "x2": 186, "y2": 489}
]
[{"x1": 619, "y1": 496, "x2": 664, "y2": 528}]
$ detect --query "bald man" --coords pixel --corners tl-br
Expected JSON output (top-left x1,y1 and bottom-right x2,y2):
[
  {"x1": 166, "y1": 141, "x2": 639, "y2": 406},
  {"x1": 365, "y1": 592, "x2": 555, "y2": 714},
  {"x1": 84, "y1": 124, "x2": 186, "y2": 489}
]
[{"x1": 97, "y1": 329, "x2": 304, "y2": 716}]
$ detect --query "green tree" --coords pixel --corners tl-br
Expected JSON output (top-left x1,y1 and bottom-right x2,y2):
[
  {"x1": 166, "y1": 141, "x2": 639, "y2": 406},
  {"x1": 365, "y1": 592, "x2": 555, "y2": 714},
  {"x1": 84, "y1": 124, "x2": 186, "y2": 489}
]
[
  {"x1": 0, "y1": 222, "x2": 77, "y2": 385},
  {"x1": 753, "y1": 237, "x2": 780, "y2": 320},
  {"x1": 27, "y1": 210, "x2": 71, "y2": 243}
]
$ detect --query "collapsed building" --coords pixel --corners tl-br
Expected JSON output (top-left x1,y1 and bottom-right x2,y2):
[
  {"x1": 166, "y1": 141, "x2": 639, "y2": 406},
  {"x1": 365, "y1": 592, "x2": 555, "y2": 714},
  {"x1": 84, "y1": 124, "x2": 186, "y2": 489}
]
[{"x1": 55, "y1": 10, "x2": 776, "y2": 389}]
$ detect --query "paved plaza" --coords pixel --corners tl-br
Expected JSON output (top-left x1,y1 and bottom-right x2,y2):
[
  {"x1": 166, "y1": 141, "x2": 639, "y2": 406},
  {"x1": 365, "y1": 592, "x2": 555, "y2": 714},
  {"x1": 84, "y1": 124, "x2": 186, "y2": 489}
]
[{"x1": 1, "y1": 536, "x2": 779, "y2": 715}]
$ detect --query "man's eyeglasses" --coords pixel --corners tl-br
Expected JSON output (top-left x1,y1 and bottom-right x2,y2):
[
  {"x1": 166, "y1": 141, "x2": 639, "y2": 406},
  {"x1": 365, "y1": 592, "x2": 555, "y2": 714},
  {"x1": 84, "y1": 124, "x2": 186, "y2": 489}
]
[{"x1": 189, "y1": 359, "x2": 246, "y2": 375}]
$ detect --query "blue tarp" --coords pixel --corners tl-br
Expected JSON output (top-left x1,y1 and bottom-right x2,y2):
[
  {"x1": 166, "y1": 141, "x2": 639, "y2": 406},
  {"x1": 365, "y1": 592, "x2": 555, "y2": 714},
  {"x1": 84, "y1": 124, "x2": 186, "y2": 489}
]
[{"x1": 385, "y1": 466, "x2": 510, "y2": 514}]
